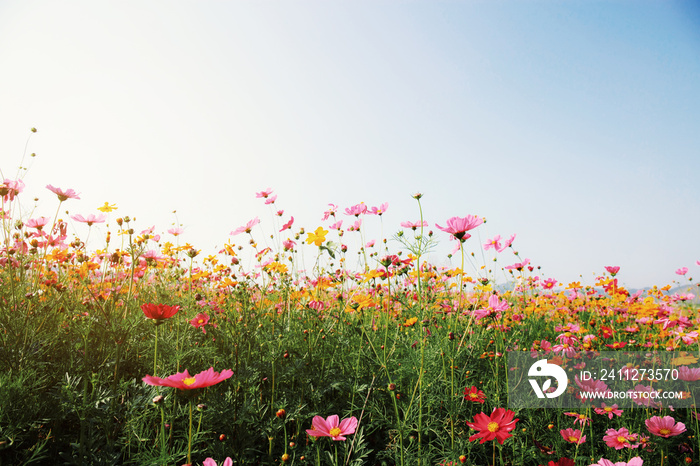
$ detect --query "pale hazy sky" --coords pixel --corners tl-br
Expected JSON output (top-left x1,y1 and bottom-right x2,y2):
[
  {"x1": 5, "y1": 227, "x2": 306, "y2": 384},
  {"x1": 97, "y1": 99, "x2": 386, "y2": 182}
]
[{"x1": 1, "y1": 1, "x2": 699, "y2": 289}]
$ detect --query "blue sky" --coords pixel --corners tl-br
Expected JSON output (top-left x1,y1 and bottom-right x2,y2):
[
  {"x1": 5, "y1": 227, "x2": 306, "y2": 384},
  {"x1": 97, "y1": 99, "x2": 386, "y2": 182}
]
[{"x1": 1, "y1": 1, "x2": 698, "y2": 288}]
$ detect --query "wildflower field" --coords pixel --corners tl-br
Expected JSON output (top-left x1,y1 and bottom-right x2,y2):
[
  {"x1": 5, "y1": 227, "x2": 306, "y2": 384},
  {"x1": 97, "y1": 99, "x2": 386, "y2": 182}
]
[{"x1": 1, "y1": 151, "x2": 699, "y2": 465}]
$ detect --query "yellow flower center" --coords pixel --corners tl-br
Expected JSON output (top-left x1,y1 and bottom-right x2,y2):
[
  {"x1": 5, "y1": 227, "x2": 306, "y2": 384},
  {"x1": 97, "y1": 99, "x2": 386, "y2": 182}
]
[
  {"x1": 659, "y1": 428, "x2": 671, "y2": 435},
  {"x1": 617, "y1": 436, "x2": 628, "y2": 444},
  {"x1": 604, "y1": 407, "x2": 613, "y2": 412},
  {"x1": 470, "y1": 393, "x2": 478, "y2": 399},
  {"x1": 183, "y1": 377, "x2": 196, "y2": 386},
  {"x1": 487, "y1": 422, "x2": 499, "y2": 433},
  {"x1": 569, "y1": 436, "x2": 579, "y2": 443},
  {"x1": 198, "y1": 319, "x2": 204, "y2": 324},
  {"x1": 329, "y1": 427, "x2": 341, "y2": 437}
]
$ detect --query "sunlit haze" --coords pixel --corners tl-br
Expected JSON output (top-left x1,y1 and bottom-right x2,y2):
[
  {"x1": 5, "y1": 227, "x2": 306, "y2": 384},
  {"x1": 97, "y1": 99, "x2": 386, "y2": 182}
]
[{"x1": 1, "y1": 1, "x2": 699, "y2": 289}]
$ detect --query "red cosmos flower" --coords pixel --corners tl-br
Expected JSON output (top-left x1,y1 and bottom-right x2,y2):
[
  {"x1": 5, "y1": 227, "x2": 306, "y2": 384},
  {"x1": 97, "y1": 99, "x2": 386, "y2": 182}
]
[
  {"x1": 463, "y1": 386, "x2": 486, "y2": 403},
  {"x1": 539, "y1": 459, "x2": 575, "y2": 466},
  {"x1": 436, "y1": 215, "x2": 483, "y2": 242},
  {"x1": 143, "y1": 367, "x2": 232, "y2": 390},
  {"x1": 605, "y1": 266, "x2": 620, "y2": 276},
  {"x1": 599, "y1": 326, "x2": 614, "y2": 339},
  {"x1": 46, "y1": 184, "x2": 81, "y2": 201},
  {"x1": 466, "y1": 407, "x2": 518, "y2": 444},
  {"x1": 605, "y1": 341, "x2": 627, "y2": 349},
  {"x1": 141, "y1": 303, "x2": 180, "y2": 321}
]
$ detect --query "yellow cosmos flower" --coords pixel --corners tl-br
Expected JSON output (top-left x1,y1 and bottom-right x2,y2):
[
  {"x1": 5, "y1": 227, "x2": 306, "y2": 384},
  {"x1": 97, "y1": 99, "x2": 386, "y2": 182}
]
[
  {"x1": 306, "y1": 227, "x2": 329, "y2": 246},
  {"x1": 97, "y1": 202, "x2": 117, "y2": 213},
  {"x1": 403, "y1": 317, "x2": 418, "y2": 327},
  {"x1": 671, "y1": 352, "x2": 698, "y2": 366}
]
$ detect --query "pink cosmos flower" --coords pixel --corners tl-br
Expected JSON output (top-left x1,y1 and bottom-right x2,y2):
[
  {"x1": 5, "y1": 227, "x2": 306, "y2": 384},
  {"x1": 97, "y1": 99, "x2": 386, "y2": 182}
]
[
  {"x1": 628, "y1": 385, "x2": 661, "y2": 408},
  {"x1": 282, "y1": 239, "x2": 296, "y2": 250},
  {"x1": 71, "y1": 213, "x2": 106, "y2": 226},
  {"x1": 203, "y1": 458, "x2": 232, "y2": 466},
  {"x1": 46, "y1": 184, "x2": 81, "y2": 201},
  {"x1": 26, "y1": 217, "x2": 50, "y2": 230},
  {"x1": 190, "y1": 312, "x2": 210, "y2": 333},
  {"x1": 590, "y1": 458, "x2": 643, "y2": 466},
  {"x1": 329, "y1": 220, "x2": 343, "y2": 230},
  {"x1": 306, "y1": 414, "x2": 358, "y2": 441},
  {"x1": 365, "y1": 240, "x2": 375, "y2": 248},
  {"x1": 0, "y1": 178, "x2": 24, "y2": 201},
  {"x1": 255, "y1": 188, "x2": 273, "y2": 198},
  {"x1": 676, "y1": 267, "x2": 688, "y2": 275},
  {"x1": 496, "y1": 234, "x2": 516, "y2": 252},
  {"x1": 605, "y1": 266, "x2": 620, "y2": 276},
  {"x1": 560, "y1": 428, "x2": 586, "y2": 445},
  {"x1": 542, "y1": 278, "x2": 557, "y2": 289},
  {"x1": 645, "y1": 416, "x2": 686, "y2": 438},
  {"x1": 505, "y1": 258, "x2": 530, "y2": 271},
  {"x1": 483, "y1": 235, "x2": 502, "y2": 251},
  {"x1": 280, "y1": 217, "x2": 294, "y2": 232},
  {"x1": 594, "y1": 403, "x2": 623, "y2": 419},
  {"x1": 230, "y1": 217, "x2": 260, "y2": 235},
  {"x1": 322, "y1": 204, "x2": 338, "y2": 221},
  {"x1": 435, "y1": 215, "x2": 483, "y2": 242},
  {"x1": 369, "y1": 202, "x2": 388, "y2": 215},
  {"x1": 401, "y1": 220, "x2": 428, "y2": 230},
  {"x1": 168, "y1": 227, "x2": 184, "y2": 236},
  {"x1": 143, "y1": 367, "x2": 233, "y2": 390},
  {"x1": 348, "y1": 219, "x2": 362, "y2": 231},
  {"x1": 344, "y1": 203, "x2": 367, "y2": 217},
  {"x1": 602, "y1": 427, "x2": 639, "y2": 450},
  {"x1": 473, "y1": 294, "x2": 509, "y2": 321},
  {"x1": 564, "y1": 412, "x2": 591, "y2": 427},
  {"x1": 678, "y1": 366, "x2": 700, "y2": 381},
  {"x1": 264, "y1": 195, "x2": 277, "y2": 205}
]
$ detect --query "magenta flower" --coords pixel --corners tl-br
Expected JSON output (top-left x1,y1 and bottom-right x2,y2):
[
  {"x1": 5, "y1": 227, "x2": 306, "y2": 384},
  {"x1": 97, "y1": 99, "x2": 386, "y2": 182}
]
[
  {"x1": 46, "y1": 184, "x2": 81, "y2": 201},
  {"x1": 280, "y1": 217, "x2": 294, "y2": 232},
  {"x1": 143, "y1": 367, "x2": 232, "y2": 390},
  {"x1": 203, "y1": 458, "x2": 232, "y2": 466},
  {"x1": 71, "y1": 213, "x2": 106, "y2": 226},
  {"x1": 505, "y1": 258, "x2": 530, "y2": 271},
  {"x1": 645, "y1": 415, "x2": 686, "y2": 438},
  {"x1": 604, "y1": 266, "x2": 620, "y2": 276},
  {"x1": 190, "y1": 312, "x2": 210, "y2": 333},
  {"x1": 435, "y1": 215, "x2": 483, "y2": 242},
  {"x1": 676, "y1": 267, "x2": 688, "y2": 275},
  {"x1": 560, "y1": 428, "x2": 586, "y2": 445},
  {"x1": 594, "y1": 403, "x2": 623, "y2": 419},
  {"x1": 282, "y1": 239, "x2": 296, "y2": 250},
  {"x1": 602, "y1": 427, "x2": 639, "y2": 450},
  {"x1": 264, "y1": 195, "x2": 277, "y2": 205},
  {"x1": 230, "y1": 217, "x2": 260, "y2": 235},
  {"x1": 306, "y1": 414, "x2": 358, "y2": 441},
  {"x1": 590, "y1": 458, "x2": 643, "y2": 466}
]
